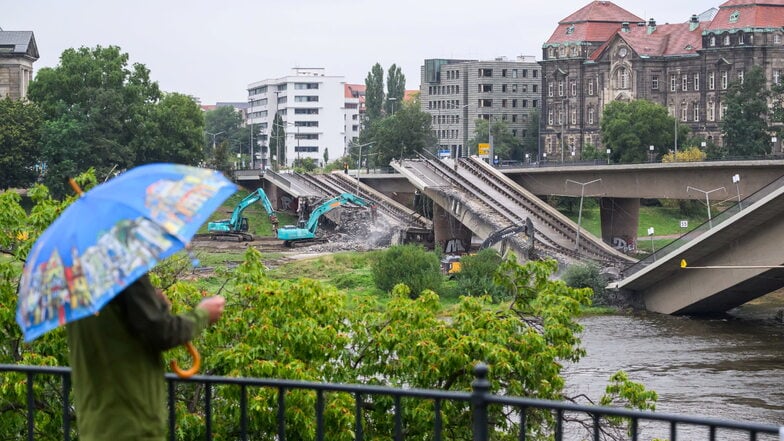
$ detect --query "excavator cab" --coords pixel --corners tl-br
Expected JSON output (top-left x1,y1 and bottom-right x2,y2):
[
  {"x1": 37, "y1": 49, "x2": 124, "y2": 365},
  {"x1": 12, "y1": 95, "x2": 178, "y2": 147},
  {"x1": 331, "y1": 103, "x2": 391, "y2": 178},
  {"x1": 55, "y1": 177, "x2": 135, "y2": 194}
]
[{"x1": 238, "y1": 217, "x2": 249, "y2": 232}]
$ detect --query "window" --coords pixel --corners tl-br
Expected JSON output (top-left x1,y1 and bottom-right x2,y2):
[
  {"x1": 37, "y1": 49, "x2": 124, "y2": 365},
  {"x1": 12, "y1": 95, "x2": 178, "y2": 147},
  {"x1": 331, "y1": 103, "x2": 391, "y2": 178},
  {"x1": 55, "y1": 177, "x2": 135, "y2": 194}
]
[
  {"x1": 708, "y1": 101, "x2": 715, "y2": 121},
  {"x1": 652, "y1": 75, "x2": 659, "y2": 90},
  {"x1": 738, "y1": 70, "x2": 744, "y2": 84},
  {"x1": 710, "y1": 35, "x2": 716, "y2": 47},
  {"x1": 533, "y1": 70, "x2": 538, "y2": 78},
  {"x1": 512, "y1": 114, "x2": 517, "y2": 122},
  {"x1": 738, "y1": 33, "x2": 744, "y2": 45},
  {"x1": 294, "y1": 82, "x2": 319, "y2": 89},
  {"x1": 294, "y1": 146, "x2": 318, "y2": 153},
  {"x1": 588, "y1": 79, "x2": 594, "y2": 95},
  {"x1": 295, "y1": 133, "x2": 319, "y2": 140},
  {"x1": 532, "y1": 84, "x2": 538, "y2": 93},
  {"x1": 502, "y1": 99, "x2": 508, "y2": 108},
  {"x1": 709, "y1": 72, "x2": 715, "y2": 90},
  {"x1": 502, "y1": 69, "x2": 508, "y2": 77},
  {"x1": 721, "y1": 71, "x2": 728, "y2": 89},
  {"x1": 694, "y1": 73, "x2": 700, "y2": 91},
  {"x1": 548, "y1": 82, "x2": 554, "y2": 97},
  {"x1": 522, "y1": 99, "x2": 528, "y2": 107},
  {"x1": 776, "y1": 34, "x2": 782, "y2": 44},
  {"x1": 775, "y1": 70, "x2": 781, "y2": 85},
  {"x1": 548, "y1": 110, "x2": 554, "y2": 125},
  {"x1": 502, "y1": 84, "x2": 508, "y2": 92},
  {"x1": 720, "y1": 103, "x2": 727, "y2": 120},
  {"x1": 681, "y1": 101, "x2": 688, "y2": 121},
  {"x1": 512, "y1": 99, "x2": 518, "y2": 108},
  {"x1": 571, "y1": 108, "x2": 577, "y2": 125},
  {"x1": 571, "y1": 81, "x2": 577, "y2": 96},
  {"x1": 532, "y1": 99, "x2": 538, "y2": 108},
  {"x1": 479, "y1": 68, "x2": 493, "y2": 77},
  {"x1": 588, "y1": 107, "x2": 595, "y2": 124},
  {"x1": 619, "y1": 68, "x2": 629, "y2": 89},
  {"x1": 729, "y1": 10, "x2": 740, "y2": 23},
  {"x1": 512, "y1": 69, "x2": 518, "y2": 78},
  {"x1": 523, "y1": 69, "x2": 528, "y2": 78},
  {"x1": 682, "y1": 74, "x2": 688, "y2": 91},
  {"x1": 558, "y1": 81, "x2": 564, "y2": 96},
  {"x1": 670, "y1": 74, "x2": 677, "y2": 92},
  {"x1": 479, "y1": 99, "x2": 493, "y2": 108},
  {"x1": 480, "y1": 84, "x2": 493, "y2": 92},
  {"x1": 723, "y1": 34, "x2": 730, "y2": 45},
  {"x1": 294, "y1": 95, "x2": 319, "y2": 102},
  {"x1": 294, "y1": 108, "x2": 319, "y2": 115},
  {"x1": 295, "y1": 121, "x2": 319, "y2": 127},
  {"x1": 693, "y1": 104, "x2": 700, "y2": 122}
]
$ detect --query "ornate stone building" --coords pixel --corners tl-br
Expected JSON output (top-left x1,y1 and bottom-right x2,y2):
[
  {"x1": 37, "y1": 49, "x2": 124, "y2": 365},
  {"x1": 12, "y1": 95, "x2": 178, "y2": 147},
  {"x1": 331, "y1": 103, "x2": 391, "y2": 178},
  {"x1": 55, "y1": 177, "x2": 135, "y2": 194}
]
[
  {"x1": 0, "y1": 30, "x2": 38, "y2": 100},
  {"x1": 540, "y1": 0, "x2": 784, "y2": 160}
]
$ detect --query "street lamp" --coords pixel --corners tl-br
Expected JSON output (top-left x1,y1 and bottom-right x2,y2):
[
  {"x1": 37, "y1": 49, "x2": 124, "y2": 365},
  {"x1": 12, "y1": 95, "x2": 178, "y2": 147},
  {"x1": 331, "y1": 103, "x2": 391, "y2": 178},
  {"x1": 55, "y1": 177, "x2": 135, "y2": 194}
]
[
  {"x1": 388, "y1": 97, "x2": 397, "y2": 115},
  {"x1": 606, "y1": 148, "x2": 611, "y2": 165},
  {"x1": 351, "y1": 141, "x2": 374, "y2": 194},
  {"x1": 566, "y1": 178, "x2": 602, "y2": 252},
  {"x1": 732, "y1": 174, "x2": 742, "y2": 210},
  {"x1": 648, "y1": 227, "x2": 656, "y2": 258},
  {"x1": 687, "y1": 185, "x2": 727, "y2": 228},
  {"x1": 205, "y1": 131, "x2": 225, "y2": 150},
  {"x1": 649, "y1": 145, "x2": 655, "y2": 163}
]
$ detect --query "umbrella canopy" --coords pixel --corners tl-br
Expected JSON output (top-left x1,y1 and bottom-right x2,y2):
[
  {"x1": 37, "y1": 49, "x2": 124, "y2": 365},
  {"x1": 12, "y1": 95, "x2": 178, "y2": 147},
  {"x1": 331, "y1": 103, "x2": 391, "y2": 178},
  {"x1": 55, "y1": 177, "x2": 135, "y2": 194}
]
[{"x1": 17, "y1": 163, "x2": 237, "y2": 342}]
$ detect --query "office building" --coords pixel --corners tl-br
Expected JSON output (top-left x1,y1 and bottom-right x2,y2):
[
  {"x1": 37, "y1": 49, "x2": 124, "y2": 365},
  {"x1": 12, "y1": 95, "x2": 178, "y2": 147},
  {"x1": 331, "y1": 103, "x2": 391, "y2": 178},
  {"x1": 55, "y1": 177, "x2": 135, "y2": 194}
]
[{"x1": 420, "y1": 56, "x2": 541, "y2": 159}]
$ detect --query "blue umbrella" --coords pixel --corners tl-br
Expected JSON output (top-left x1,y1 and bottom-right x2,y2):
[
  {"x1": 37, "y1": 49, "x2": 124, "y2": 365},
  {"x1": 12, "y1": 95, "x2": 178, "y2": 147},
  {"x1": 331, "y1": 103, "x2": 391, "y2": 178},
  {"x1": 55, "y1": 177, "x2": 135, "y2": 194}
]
[{"x1": 17, "y1": 163, "x2": 237, "y2": 344}]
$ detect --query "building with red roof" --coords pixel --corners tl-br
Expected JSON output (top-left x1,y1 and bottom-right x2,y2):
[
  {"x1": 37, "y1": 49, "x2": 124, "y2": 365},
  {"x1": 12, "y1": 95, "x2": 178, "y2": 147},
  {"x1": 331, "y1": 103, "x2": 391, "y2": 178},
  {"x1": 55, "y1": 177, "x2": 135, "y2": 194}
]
[{"x1": 541, "y1": 0, "x2": 784, "y2": 159}]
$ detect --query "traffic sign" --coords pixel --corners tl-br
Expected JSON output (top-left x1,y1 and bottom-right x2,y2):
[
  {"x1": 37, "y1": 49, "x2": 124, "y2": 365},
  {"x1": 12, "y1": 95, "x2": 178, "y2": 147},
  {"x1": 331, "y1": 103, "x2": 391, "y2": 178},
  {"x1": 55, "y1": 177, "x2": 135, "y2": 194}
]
[{"x1": 478, "y1": 143, "x2": 490, "y2": 156}]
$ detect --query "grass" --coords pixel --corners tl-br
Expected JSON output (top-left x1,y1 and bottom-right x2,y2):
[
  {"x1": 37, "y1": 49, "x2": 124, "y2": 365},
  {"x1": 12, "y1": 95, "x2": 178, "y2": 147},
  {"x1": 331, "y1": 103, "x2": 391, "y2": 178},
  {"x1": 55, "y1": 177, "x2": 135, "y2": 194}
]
[{"x1": 560, "y1": 201, "x2": 707, "y2": 238}]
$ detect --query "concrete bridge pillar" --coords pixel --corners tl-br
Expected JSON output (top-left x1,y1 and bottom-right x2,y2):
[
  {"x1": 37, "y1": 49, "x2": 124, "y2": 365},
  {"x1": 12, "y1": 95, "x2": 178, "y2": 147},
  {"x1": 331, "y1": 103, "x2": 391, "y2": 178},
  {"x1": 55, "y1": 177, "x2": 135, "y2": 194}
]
[
  {"x1": 432, "y1": 204, "x2": 473, "y2": 254},
  {"x1": 600, "y1": 197, "x2": 639, "y2": 253}
]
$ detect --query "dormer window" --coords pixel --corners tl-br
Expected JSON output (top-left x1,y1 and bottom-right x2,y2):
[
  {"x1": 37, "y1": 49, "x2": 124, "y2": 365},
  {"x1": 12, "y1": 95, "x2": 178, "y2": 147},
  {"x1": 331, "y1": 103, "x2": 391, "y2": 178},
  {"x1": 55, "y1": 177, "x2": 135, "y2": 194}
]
[
  {"x1": 723, "y1": 34, "x2": 731, "y2": 45},
  {"x1": 729, "y1": 10, "x2": 740, "y2": 23},
  {"x1": 709, "y1": 35, "x2": 716, "y2": 47},
  {"x1": 566, "y1": 24, "x2": 575, "y2": 35}
]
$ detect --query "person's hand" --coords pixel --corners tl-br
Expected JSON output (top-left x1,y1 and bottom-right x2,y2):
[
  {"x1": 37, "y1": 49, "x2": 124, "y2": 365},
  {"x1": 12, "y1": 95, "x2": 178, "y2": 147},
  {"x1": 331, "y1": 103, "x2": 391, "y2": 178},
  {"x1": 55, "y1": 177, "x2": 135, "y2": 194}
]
[{"x1": 197, "y1": 296, "x2": 225, "y2": 325}]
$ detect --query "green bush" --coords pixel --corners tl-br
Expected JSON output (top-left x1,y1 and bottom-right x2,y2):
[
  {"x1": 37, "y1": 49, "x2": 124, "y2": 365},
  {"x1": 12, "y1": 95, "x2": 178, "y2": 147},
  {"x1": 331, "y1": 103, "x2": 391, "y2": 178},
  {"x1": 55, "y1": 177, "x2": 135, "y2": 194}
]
[
  {"x1": 453, "y1": 249, "x2": 508, "y2": 302},
  {"x1": 562, "y1": 262, "x2": 606, "y2": 304},
  {"x1": 371, "y1": 244, "x2": 442, "y2": 297}
]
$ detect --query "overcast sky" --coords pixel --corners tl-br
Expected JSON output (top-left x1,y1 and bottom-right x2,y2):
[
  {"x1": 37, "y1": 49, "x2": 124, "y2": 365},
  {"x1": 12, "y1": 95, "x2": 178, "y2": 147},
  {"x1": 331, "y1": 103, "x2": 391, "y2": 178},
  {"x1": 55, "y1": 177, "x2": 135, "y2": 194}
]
[{"x1": 7, "y1": 0, "x2": 720, "y2": 104}]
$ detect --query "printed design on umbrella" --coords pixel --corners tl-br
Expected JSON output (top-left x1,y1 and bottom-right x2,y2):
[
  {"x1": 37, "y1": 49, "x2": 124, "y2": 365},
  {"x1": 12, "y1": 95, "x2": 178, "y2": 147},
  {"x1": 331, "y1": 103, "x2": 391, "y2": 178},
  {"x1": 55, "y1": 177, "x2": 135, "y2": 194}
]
[{"x1": 19, "y1": 172, "x2": 231, "y2": 336}]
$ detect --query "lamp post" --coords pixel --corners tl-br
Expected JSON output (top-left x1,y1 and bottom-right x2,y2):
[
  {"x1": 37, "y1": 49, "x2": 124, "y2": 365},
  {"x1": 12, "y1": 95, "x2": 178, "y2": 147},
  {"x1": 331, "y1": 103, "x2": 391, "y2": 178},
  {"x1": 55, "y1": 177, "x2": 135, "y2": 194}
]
[
  {"x1": 388, "y1": 97, "x2": 397, "y2": 116},
  {"x1": 606, "y1": 148, "x2": 611, "y2": 165},
  {"x1": 649, "y1": 145, "x2": 655, "y2": 163},
  {"x1": 732, "y1": 174, "x2": 742, "y2": 210},
  {"x1": 205, "y1": 131, "x2": 225, "y2": 151},
  {"x1": 566, "y1": 178, "x2": 602, "y2": 252},
  {"x1": 674, "y1": 69, "x2": 680, "y2": 160},
  {"x1": 687, "y1": 185, "x2": 726, "y2": 228},
  {"x1": 772, "y1": 136, "x2": 778, "y2": 155},
  {"x1": 352, "y1": 141, "x2": 374, "y2": 194}
]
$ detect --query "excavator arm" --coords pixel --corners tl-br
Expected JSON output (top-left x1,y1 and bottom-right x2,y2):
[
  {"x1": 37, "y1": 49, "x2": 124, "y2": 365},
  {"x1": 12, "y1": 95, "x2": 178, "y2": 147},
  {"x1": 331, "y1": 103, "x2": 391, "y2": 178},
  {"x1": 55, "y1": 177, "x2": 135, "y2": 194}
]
[
  {"x1": 278, "y1": 192, "x2": 368, "y2": 245},
  {"x1": 207, "y1": 188, "x2": 278, "y2": 240}
]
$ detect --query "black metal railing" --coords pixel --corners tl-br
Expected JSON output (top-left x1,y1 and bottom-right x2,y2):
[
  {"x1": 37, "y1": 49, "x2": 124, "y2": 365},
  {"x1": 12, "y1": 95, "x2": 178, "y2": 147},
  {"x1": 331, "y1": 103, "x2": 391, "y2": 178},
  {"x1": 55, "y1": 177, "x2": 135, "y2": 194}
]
[{"x1": 0, "y1": 363, "x2": 780, "y2": 441}]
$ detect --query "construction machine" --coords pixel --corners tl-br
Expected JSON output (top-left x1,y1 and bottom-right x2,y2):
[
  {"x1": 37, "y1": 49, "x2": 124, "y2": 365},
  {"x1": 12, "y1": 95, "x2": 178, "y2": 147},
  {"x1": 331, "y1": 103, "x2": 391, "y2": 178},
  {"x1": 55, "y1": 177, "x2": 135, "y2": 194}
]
[
  {"x1": 277, "y1": 192, "x2": 368, "y2": 247},
  {"x1": 207, "y1": 188, "x2": 278, "y2": 241},
  {"x1": 441, "y1": 218, "x2": 534, "y2": 275}
]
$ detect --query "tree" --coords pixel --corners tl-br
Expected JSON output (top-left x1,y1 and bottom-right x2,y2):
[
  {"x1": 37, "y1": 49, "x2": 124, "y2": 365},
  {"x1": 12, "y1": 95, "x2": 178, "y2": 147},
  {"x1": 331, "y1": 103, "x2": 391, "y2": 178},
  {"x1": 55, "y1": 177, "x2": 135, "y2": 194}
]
[
  {"x1": 27, "y1": 45, "x2": 205, "y2": 197},
  {"x1": 385, "y1": 64, "x2": 406, "y2": 116},
  {"x1": 600, "y1": 100, "x2": 685, "y2": 163},
  {"x1": 140, "y1": 93, "x2": 205, "y2": 165},
  {"x1": 364, "y1": 63, "x2": 385, "y2": 124},
  {"x1": 371, "y1": 244, "x2": 442, "y2": 296},
  {"x1": 468, "y1": 118, "x2": 520, "y2": 159},
  {"x1": 722, "y1": 66, "x2": 771, "y2": 157},
  {"x1": 0, "y1": 98, "x2": 43, "y2": 189},
  {"x1": 269, "y1": 112, "x2": 286, "y2": 169},
  {"x1": 521, "y1": 110, "x2": 540, "y2": 160},
  {"x1": 358, "y1": 97, "x2": 435, "y2": 165},
  {"x1": 204, "y1": 106, "x2": 245, "y2": 155}
]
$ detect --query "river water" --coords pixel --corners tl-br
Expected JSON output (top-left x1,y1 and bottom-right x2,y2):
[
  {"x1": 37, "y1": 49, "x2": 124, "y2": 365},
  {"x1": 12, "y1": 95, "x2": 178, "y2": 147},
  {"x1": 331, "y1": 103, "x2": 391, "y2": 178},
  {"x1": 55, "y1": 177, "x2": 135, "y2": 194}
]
[{"x1": 565, "y1": 297, "x2": 784, "y2": 437}]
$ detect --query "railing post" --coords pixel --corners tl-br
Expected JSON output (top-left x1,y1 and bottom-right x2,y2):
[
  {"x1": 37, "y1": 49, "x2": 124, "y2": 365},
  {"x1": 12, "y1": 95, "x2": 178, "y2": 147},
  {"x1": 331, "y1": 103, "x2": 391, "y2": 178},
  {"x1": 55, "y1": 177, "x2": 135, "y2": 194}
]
[{"x1": 471, "y1": 362, "x2": 490, "y2": 441}]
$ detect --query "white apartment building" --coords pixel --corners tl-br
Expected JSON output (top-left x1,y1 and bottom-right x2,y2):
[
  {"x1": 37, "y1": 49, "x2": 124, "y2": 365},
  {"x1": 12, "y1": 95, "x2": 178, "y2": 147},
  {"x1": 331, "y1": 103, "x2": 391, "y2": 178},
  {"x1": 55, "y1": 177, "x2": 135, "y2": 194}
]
[{"x1": 247, "y1": 68, "x2": 352, "y2": 168}]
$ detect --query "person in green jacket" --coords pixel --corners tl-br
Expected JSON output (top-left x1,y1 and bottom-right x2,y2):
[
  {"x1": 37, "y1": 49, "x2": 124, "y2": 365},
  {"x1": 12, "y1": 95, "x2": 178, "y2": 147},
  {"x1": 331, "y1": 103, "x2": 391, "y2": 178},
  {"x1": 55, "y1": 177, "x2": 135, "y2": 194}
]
[{"x1": 66, "y1": 274, "x2": 225, "y2": 441}]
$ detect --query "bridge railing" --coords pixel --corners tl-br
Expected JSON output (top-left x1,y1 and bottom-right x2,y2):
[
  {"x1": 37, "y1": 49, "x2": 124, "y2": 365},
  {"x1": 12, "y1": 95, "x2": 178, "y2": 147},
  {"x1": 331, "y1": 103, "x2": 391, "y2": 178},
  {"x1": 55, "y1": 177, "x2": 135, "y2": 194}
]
[
  {"x1": 1, "y1": 363, "x2": 779, "y2": 441},
  {"x1": 622, "y1": 173, "x2": 784, "y2": 277}
]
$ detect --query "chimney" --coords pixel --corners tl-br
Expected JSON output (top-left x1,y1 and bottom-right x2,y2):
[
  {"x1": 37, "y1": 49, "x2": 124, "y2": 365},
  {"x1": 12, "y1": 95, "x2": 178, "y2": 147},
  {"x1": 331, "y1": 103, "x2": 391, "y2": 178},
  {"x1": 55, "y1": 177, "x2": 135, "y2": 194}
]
[
  {"x1": 648, "y1": 18, "x2": 657, "y2": 34},
  {"x1": 690, "y1": 14, "x2": 699, "y2": 31},
  {"x1": 622, "y1": 22, "x2": 630, "y2": 32}
]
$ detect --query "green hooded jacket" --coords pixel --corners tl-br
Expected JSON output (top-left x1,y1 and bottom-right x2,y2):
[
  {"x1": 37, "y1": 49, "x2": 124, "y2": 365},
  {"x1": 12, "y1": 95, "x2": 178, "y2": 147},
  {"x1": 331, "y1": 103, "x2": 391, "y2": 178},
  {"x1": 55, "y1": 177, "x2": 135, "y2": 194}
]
[{"x1": 67, "y1": 275, "x2": 209, "y2": 441}]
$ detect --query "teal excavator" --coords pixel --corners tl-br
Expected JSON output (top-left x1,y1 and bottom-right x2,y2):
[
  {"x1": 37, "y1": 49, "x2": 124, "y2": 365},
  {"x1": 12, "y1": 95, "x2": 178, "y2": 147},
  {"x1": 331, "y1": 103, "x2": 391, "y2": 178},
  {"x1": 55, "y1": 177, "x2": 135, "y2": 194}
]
[
  {"x1": 207, "y1": 188, "x2": 278, "y2": 241},
  {"x1": 277, "y1": 192, "x2": 368, "y2": 247}
]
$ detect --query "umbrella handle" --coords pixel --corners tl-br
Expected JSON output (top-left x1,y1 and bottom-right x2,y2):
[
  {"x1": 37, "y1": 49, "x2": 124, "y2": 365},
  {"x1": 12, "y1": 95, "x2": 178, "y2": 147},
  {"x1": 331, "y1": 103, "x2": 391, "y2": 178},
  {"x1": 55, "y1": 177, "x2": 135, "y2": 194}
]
[{"x1": 170, "y1": 341, "x2": 201, "y2": 378}]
